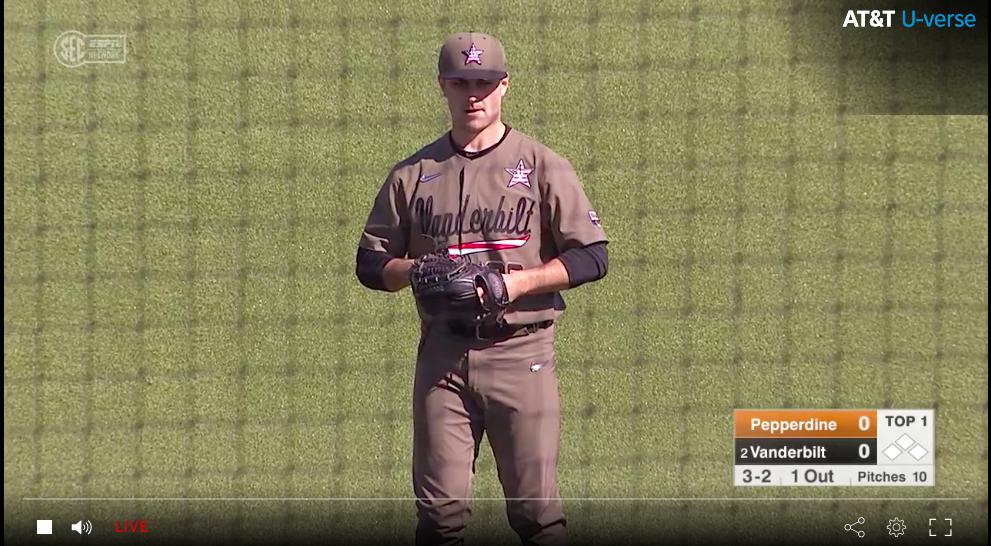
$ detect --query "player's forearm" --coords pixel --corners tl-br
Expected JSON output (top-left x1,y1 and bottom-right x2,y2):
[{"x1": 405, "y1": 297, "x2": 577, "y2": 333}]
[
  {"x1": 382, "y1": 257, "x2": 414, "y2": 292},
  {"x1": 504, "y1": 258, "x2": 571, "y2": 302}
]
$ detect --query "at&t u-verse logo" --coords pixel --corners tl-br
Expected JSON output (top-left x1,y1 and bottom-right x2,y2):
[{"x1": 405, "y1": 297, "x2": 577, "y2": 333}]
[
  {"x1": 842, "y1": 9, "x2": 978, "y2": 28},
  {"x1": 843, "y1": 10, "x2": 897, "y2": 27}
]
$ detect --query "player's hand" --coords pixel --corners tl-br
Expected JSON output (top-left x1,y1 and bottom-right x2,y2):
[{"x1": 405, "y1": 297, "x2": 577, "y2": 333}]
[
  {"x1": 501, "y1": 273, "x2": 522, "y2": 303},
  {"x1": 475, "y1": 273, "x2": 521, "y2": 308},
  {"x1": 498, "y1": 274, "x2": 510, "y2": 303},
  {"x1": 478, "y1": 274, "x2": 518, "y2": 302}
]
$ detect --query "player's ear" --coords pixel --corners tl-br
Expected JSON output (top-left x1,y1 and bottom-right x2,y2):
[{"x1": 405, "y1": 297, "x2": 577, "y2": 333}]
[{"x1": 499, "y1": 77, "x2": 509, "y2": 96}]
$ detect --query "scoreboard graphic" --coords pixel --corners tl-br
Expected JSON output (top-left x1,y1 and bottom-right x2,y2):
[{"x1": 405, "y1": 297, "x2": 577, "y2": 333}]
[{"x1": 733, "y1": 409, "x2": 935, "y2": 486}]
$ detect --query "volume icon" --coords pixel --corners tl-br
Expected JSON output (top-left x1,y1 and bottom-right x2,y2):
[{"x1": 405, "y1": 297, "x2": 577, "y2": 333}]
[{"x1": 71, "y1": 520, "x2": 93, "y2": 535}]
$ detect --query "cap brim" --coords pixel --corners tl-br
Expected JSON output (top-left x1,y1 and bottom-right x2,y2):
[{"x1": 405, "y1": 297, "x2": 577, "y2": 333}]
[{"x1": 439, "y1": 69, "x2": 508, "y2": 80}]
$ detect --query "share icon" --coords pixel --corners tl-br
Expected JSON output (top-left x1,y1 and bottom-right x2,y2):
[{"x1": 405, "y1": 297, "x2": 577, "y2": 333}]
[{"x1": 844, "y1": 516, "x2": 866, "y2": 538}]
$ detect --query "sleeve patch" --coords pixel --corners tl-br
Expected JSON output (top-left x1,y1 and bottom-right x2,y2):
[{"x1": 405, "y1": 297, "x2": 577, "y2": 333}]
[{"x1": 588, "y1": 210, "x2": 601, "y2": 227}]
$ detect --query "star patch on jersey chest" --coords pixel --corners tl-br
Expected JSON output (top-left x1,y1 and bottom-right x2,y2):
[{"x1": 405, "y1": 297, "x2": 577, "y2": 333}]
[{"x1": 505, "y1": 159, "x2": 533, "y2": 189}]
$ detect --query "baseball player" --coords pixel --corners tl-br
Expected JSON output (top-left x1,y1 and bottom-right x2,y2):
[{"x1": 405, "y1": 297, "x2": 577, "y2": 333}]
[{"x1": 355, "y1": 32, "x2": 608, "y2": 546}]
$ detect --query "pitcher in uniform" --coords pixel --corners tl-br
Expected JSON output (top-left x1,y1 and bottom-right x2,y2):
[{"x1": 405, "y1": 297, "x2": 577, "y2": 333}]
[{"x1": 355, "y1": 31, "x2": 609, "y2": 546}]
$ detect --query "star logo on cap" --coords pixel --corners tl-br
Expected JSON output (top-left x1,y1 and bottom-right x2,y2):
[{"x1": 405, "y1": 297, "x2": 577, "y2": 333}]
[
  {"x1": 505, "y1": 159, "x2": 533, "y2": 189},
  {"x1": 462, "y1": 43, "x2": 483, "y2": 65}
]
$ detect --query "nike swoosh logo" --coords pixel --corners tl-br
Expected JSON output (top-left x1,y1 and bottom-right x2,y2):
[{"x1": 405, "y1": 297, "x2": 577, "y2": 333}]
[{"x1": 418, "y1": 173, "x2": 442, "y2": 183}]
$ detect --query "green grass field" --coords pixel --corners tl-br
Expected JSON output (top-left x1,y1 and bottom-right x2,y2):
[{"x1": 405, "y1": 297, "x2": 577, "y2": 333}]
[{"x1": 4, "y1": 0, "x2": 988, "y2": 544}]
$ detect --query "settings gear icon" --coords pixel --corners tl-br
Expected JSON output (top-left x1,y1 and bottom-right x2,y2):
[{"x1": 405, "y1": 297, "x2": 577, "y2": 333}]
[{"x1": 887, "y1": 517, "x2": 907, "y2": 538}]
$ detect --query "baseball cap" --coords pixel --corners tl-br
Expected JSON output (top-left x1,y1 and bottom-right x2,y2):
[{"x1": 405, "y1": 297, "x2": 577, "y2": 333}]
[{"x1": 438, "y1": 32, "x2": 508, "y2": 80}]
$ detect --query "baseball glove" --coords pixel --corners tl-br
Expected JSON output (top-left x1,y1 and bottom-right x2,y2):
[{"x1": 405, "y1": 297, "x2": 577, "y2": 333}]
[{"x1": 409, "y1": 251, "x2": 509, "y2": 329}]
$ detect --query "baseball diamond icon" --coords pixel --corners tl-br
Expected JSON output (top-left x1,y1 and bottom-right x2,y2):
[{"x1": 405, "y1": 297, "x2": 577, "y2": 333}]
[{"x1": 884, "y1": 434, "x2": 928, "y2": 461}]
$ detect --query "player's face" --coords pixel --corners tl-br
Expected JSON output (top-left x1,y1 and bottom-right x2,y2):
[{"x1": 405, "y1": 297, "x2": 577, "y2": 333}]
[{"x1": 439, "y1": 77, "x2": 509, "y2": 132}]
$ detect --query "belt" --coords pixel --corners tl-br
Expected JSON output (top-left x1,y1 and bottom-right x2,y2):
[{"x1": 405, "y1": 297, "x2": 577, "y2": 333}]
[{"x1": 452, "y1": 320, "x2": 554, "y2": 341}]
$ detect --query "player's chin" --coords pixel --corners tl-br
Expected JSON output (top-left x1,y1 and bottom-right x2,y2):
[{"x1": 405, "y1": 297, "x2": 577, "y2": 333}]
[{"x1": 461, "y1": 115, "x2": 494, "y2": 131}]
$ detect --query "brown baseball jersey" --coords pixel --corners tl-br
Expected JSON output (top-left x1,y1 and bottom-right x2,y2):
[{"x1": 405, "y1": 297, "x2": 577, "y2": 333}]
[{"x1": 358, "y1": 126, "x2": 607, "y2": 326}]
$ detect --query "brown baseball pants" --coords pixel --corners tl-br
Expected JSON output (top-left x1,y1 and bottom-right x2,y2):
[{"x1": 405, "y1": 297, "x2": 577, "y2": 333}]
[{"x1": 412, "y1": 321, "x2": 566, "y2": 546}]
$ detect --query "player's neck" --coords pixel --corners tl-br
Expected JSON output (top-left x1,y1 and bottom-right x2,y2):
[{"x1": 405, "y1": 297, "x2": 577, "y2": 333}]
[{"x1": 451, "y1": 120, "x2": 507, "y2": 153}]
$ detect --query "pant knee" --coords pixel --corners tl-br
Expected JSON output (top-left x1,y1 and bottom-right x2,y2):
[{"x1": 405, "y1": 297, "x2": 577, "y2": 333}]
[
  {"x1": 416, "y1": 498, "x2": 470, "y2": 546},
  {"x1": 506, "y1": 499, "x2": 567, "y2": 545}
]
